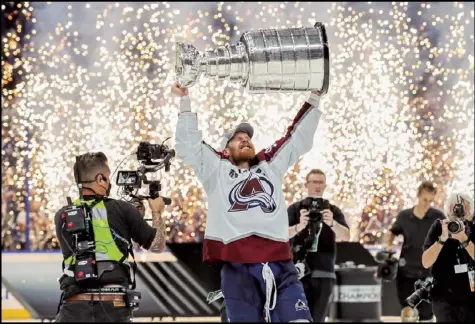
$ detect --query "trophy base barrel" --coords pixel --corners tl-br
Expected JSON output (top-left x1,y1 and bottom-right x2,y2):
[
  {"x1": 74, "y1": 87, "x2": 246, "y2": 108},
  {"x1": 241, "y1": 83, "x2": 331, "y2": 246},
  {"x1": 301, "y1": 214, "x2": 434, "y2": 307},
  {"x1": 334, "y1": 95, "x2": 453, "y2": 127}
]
[
  {"x1": 315, "y1": 22, "x2": 330, "y2": 95},
  {"x1": 244, "y1": 23, "x2": 330, "y2": 94}
]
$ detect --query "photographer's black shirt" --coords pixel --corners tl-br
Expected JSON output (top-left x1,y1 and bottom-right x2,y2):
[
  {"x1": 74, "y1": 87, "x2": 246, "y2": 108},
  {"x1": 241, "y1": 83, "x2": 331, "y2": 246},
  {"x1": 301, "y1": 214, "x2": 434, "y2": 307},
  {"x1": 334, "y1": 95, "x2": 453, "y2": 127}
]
[
  {"x1": 288, "y1": 200, "x2": 349, "y2": 276},
  {"x1": 54, "y1": 196, "x2": 157, "y2": 291},
  {"x1": 423, "y1": 219, "x2": 475, "y2": 304},
  {"x1": 390, "y1": 207, "x2": 445, "y2": 278}
]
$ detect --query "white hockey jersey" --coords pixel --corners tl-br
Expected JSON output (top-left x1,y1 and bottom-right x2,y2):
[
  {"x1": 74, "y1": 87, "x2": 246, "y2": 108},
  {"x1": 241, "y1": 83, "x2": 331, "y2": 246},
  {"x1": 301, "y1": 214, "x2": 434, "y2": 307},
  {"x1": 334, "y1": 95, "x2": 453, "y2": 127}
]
[{"x1": 175, "y1": 94, "x2": 322, "y2": 264}]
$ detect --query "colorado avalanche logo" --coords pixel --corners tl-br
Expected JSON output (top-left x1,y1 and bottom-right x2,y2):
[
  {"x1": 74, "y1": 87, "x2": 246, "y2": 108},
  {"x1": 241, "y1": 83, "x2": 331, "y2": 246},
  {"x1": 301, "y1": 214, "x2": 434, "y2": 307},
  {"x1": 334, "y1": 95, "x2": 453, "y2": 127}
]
[{"x1": 228, "y1": 173, "x2": 276, "y2": 213}]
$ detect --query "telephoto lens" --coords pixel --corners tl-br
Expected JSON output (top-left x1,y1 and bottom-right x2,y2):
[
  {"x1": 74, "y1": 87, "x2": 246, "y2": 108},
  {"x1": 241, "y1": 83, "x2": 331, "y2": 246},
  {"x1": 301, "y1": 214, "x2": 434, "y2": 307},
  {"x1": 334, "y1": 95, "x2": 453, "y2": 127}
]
[{"x1": 405, "y1": 277, "x2": 435, "y2": 308}]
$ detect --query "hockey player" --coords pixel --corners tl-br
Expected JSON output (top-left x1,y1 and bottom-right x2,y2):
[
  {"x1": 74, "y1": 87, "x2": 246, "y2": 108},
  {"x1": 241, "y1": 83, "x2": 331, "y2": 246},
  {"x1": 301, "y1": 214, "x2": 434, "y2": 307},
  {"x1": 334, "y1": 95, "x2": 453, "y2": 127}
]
[{"x1": 172, "y1": 81, "x2": 323, "y2": 322}]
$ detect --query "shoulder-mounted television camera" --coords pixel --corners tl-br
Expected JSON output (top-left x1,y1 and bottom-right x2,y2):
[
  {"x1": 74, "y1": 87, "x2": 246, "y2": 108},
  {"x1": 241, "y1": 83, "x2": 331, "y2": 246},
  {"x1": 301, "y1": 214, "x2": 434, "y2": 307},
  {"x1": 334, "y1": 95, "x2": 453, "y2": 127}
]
[{"x1": 116, "y1": 141, "x2": 175, "y2": 207}]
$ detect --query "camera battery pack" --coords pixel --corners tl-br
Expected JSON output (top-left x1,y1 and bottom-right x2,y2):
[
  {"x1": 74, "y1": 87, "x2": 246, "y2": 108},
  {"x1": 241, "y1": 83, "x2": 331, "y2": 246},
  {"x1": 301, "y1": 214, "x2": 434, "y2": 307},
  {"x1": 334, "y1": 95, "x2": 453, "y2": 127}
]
[
  {"x1": 63, "y1": 206, "x2": 86, "y2": 233},
  {"x1": 74, "y1": 255, "x2": 98, "y2": 282}
]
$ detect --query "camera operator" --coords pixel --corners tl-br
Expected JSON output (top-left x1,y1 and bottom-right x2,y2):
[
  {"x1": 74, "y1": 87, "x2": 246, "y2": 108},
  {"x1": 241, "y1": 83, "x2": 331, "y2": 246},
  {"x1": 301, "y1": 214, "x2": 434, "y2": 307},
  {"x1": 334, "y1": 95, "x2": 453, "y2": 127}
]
[
  {"x1": 386, "y1": 181, "x2": 445, "y2": 322},
  {"x1": 421, "y1": 192, "x2": 475, "y2": 322},
  {"x1": 54, "y1": 152, "x2": 167, "y2": 322},
  {"x1": 288, "y1": 169, "x2": 350, "y2": 322}
]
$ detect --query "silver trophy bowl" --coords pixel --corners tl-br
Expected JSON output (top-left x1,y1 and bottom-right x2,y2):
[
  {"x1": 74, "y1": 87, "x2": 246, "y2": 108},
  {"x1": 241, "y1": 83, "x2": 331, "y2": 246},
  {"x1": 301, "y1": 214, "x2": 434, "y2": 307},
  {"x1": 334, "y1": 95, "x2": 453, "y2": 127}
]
[{"x1": 175, "y1": 22, "x2": 330, "y2": 94}]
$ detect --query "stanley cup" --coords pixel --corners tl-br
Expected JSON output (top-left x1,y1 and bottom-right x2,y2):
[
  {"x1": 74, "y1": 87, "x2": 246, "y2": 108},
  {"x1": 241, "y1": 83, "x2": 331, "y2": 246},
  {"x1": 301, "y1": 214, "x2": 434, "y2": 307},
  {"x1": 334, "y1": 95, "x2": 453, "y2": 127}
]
[{"x1": 175, "y1": 22, "x2": 330, "y2": 94}]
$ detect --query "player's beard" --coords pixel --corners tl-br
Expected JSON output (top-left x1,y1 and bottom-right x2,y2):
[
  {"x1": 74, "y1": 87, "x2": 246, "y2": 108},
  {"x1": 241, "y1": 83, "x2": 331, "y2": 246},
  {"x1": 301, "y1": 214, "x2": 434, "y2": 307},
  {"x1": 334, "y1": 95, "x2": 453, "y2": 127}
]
[{"x1": 230, "y1": 144, "x2": 256, "y2": 164}]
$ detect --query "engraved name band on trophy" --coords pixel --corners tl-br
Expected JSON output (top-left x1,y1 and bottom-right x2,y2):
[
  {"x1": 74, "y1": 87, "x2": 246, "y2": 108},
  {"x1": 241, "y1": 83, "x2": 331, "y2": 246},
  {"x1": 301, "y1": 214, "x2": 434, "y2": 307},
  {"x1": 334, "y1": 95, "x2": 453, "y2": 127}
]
[{"x1": 175, "y1": 22, "x2": 330, "y2": 94}]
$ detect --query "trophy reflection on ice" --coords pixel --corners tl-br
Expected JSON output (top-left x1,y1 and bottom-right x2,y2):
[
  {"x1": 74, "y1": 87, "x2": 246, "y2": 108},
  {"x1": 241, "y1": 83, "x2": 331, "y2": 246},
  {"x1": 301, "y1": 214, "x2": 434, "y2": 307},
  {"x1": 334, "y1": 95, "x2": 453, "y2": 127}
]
[{"x1": 175, "y1": 22, "x2": 330, "y2": 93}]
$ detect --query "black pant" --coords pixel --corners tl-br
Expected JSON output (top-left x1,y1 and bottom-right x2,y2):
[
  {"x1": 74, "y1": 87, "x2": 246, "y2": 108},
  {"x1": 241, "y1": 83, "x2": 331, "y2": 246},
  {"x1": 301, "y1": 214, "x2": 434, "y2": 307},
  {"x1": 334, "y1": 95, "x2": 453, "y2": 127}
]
[
  {"x1": 396, "y1": 275, "x2": 434, "y2": 321},
  {"x1": 55, "y1": 300, "x2": 133, "y2": 322},
  {"x1": 301, "y1": 277, "x2": 335, "y2": 322},
  {"x1": 432, "y1": 299, "x2": 475, "y2": 322}
]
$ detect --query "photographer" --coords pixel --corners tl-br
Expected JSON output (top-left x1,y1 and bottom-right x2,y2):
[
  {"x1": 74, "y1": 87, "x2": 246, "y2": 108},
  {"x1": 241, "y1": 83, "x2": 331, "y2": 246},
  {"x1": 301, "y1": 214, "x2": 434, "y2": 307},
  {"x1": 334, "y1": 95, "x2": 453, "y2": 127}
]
[
  {"x1": 386, "y1": 181, "x2": 445, "y2": 322},
  {"x1": 54, "y1": 152, "x2": 167, "y2": 322},
  {"x1": 421, "y1": 193, "x2": 475, "y2": 322},
  {"x1": 288, "y1": 169, "x2": 350, "y2": 322}
]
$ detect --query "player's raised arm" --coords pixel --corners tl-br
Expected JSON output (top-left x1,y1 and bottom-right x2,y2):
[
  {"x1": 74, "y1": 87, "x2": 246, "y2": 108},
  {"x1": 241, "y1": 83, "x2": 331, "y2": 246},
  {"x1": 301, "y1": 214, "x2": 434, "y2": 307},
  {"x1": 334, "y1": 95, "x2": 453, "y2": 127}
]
[
  {"x1": 172, "y1": 82, "x2": 220, "y2": 188},
  {"x1": 257, "y1": 90, "x2": 323, "y2": 176}
]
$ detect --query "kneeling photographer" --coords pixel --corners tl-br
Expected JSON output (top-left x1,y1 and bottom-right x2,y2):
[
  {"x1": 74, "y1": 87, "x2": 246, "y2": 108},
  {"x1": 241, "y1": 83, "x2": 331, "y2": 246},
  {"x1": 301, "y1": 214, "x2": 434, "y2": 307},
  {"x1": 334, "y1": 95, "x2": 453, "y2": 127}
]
[
  {"x1": 55, "y1": 146, "x2": 172, "y2": 322},
  {"x1": 288, "y1": 169, "x2": 350, "y2": 322},
  {"x1": 421, "y1": 193, "x2": 475, "y2": 322}
]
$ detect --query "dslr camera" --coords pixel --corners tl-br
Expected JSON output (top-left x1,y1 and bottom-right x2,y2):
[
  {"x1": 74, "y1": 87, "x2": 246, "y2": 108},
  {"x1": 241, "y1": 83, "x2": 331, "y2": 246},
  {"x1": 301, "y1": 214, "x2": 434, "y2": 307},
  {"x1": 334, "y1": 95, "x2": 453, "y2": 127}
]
[
  {"x1": 374, "y1": 250, "x2": 399, "y2": 281},
  {"x1": 448, "y1": 195, "x2": 466, "y2": 234},
  {"x1": 300, "y1": 197, "x2": 331, "y2": 226},
  {"x1": 405, "y1": 277, "x2": 435, "y2": 308},
  {"x1": 116, "y1": 141, "x2": 175, "y2": 207},
  {"x1": 291, "y1": 198, "x2": 331, "y2": 279}
]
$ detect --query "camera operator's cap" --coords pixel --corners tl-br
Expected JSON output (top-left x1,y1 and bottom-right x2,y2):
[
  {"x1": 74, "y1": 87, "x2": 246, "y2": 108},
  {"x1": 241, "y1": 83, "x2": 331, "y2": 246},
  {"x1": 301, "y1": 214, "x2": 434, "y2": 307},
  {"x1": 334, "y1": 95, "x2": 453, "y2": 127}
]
[{"x1": 219, "y1": 122, "x2": 254, "y2": 151}]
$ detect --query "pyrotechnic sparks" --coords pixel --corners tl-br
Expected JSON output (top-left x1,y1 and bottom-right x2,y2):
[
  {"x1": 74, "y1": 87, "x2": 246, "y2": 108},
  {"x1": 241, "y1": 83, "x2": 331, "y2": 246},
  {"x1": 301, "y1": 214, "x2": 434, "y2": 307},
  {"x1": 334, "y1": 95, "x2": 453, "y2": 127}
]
[{"x1": 1, "y1": 2, "x2": 473, "y2": 248}]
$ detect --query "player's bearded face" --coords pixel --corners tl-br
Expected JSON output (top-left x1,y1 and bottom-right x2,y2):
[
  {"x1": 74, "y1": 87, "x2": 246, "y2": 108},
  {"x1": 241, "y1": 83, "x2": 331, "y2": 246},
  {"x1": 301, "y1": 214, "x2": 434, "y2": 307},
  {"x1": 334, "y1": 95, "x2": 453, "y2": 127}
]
[{"x1": 227, "y1": 133, "x2": 256, "y2": 163}]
